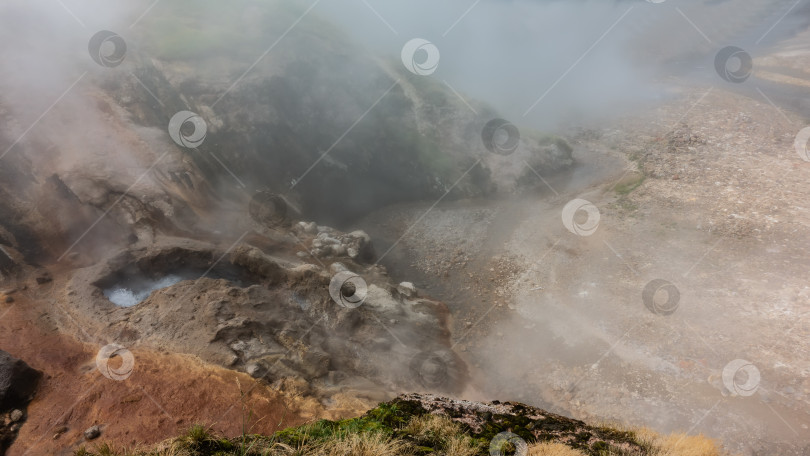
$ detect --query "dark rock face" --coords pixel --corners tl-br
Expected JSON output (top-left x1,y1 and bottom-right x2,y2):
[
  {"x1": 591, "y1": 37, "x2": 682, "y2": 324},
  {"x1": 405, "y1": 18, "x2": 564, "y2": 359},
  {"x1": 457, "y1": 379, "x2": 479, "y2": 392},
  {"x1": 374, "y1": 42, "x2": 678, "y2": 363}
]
[
  {"x1": 0, "y1": 247, "x2": 14, "y2": 275},
  {"x1": 0, "y1": 350, "x2": 40, "y2": 411},
  {"x1": 0, "y1": 1, "x2": 574, "y2": 267},
  {"x1": 0, "y1": 350, "x2": 41, "y2": 453}
]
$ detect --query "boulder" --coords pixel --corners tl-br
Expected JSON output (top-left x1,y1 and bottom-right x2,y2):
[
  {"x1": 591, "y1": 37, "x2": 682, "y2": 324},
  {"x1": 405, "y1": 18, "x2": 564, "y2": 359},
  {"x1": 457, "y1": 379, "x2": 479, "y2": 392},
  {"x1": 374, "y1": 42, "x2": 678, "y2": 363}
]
[
  {"x1": 397, "y1": 282, "x2": 417, "y2": 298},
  {"x1": 0, "y1": 350, "x2": 42, "y2": 411},
  {"x1": 84, "y1": 425, "x2": 101, "y2": 440},
  {"x1": 9, "y1": 409, "x2": 22, "y2": 423},
  {"x1": 35, "y1": 272, "x2": 52, "y2": 285}
]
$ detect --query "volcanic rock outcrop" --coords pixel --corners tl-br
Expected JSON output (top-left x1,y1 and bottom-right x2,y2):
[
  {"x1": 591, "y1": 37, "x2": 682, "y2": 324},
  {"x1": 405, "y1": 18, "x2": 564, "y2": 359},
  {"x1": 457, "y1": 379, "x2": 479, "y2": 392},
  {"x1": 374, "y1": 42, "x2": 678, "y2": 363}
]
[{"x1": 0, "y1": 350, "x2": 41, "y2": 453}]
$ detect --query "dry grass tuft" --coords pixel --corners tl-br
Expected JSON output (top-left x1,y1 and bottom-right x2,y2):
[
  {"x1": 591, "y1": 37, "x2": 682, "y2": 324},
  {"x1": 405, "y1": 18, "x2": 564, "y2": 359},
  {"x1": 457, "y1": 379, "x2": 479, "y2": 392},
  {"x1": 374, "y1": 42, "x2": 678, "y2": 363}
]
[
  {"x1": 528, "y1": 442, "x2": 588, "y2": 456},
  {"x1": 311, "y1": 432, "x2": 412, "y2": 456},
  {"x1": 442, "y1": 434, "x2": 481, "y2": 456},
  {"x1": 634, "y1": 427, "x2": 722, "y2": 456},
  {"x1": 401, "y1": 413, "x2": 479, "y2": 455},
  {"x1": 402, "y1": 413, "x2": 462, "y2": 441}
]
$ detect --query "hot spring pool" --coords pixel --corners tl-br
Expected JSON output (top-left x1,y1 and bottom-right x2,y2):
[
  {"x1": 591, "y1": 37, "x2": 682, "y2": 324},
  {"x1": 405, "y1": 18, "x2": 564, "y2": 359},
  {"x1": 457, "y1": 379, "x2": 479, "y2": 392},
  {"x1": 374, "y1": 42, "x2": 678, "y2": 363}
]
[
  {"x1": 98, "y1": 261, "x2": 248, "y2": 308},
  {"x1": 103, "y1": 274, "x2": 188, "y2": 307}
]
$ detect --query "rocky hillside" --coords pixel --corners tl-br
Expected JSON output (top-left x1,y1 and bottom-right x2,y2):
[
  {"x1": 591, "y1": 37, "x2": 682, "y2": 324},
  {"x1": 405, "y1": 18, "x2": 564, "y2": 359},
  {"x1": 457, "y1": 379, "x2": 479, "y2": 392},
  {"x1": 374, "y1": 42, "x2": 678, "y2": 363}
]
[
  {"x1": 0, "y1": 0, "x2": 572, "y2": 267},
  {"x1": 0, "y1": 1, "x2": 575, "y2": 454}
]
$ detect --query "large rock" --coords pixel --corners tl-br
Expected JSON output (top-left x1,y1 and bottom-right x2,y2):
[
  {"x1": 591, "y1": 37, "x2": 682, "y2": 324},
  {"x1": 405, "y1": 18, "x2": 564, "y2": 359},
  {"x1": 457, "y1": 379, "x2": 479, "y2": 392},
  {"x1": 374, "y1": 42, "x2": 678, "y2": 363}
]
[
  {"x1": 0, "y1": 350, "x2": 41, "y2": 411},
  {"x1": 0, "y1": 351, "x2": 41, "y2": 453}
]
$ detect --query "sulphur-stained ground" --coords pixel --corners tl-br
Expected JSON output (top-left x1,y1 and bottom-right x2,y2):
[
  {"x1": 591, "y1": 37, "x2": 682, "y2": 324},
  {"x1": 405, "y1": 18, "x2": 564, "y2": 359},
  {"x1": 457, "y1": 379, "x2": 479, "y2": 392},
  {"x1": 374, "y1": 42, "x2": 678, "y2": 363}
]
[{"x1": 358, "y1": 78, "x2": 810, "y2": 455}]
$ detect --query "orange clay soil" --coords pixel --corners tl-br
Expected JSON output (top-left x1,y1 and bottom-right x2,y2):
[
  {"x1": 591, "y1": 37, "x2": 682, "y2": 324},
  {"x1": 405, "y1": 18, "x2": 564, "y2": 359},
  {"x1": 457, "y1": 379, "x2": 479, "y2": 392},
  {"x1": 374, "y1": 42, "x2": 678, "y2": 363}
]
[{"x1": 0, "y1": 292, "x2": 338, "y2": 455}]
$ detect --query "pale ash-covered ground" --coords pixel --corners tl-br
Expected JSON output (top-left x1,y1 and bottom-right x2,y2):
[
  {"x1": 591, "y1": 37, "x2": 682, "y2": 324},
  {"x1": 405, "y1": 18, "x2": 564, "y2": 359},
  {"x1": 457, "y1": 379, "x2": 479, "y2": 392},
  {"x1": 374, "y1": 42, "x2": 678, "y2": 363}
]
[{"x1": 359, "y1": 83, "x2": 810, "y2": 456}]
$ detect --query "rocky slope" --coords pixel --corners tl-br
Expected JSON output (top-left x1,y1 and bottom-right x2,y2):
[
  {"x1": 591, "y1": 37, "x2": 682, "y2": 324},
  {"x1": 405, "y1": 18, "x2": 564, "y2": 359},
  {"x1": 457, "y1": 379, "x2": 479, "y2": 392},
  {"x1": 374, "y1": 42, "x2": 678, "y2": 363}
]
[
  {"x1": 0, "y1": 0, "x2": 574, "y2": 268},
  {"x1": 0, "y1": 1, "x2": 577, "y2": 454}
]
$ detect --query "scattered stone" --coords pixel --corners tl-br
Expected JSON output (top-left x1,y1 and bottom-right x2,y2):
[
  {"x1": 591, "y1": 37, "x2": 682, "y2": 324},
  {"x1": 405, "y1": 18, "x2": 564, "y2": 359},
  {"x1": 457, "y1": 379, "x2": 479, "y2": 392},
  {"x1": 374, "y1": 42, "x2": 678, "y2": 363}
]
[
  {"x1": 321, "y1": 236, "x2": 340, "y2": 246},
  {"x1": 296, "y1": 221, "x2": 318, "y2": 234},
  {"x1": 304, "y1": 226, "x2": 375, "y2": 260},
  {"x1": 9, "y1": 409, "x2": 23, "y2": 423},
  {"x1": 397, "y1": 282, "x2": 417, "y2": 298},
  {"x1": 330, "y1": 262, "x2": 348, "y2": 274},
  {"x1": 83, "y1": 425, "x2": 101, "y2": 440},
  {"x1": 35, "y1": 273, "x2": 52, "y2": 285},
  {"x1": 348, "y1": 230, "x2": 371, "y2": 243},
  {"x1": 246, "y1": 363, "x2": 264, "y2": 378},
  {"x1": 330, "y1": 244, "x2": 347, "y2": 256},
  {"x1": 4, "y1": 296, "x2": 12, "y2": 304}
]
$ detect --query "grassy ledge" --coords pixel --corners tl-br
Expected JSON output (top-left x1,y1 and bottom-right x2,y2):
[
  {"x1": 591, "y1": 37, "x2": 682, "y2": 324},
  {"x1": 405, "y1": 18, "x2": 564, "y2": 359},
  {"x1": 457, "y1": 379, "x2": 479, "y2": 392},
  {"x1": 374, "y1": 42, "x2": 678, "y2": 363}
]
[{"x1": 73, "y1": 394, "x2": 727, "y2": 456}]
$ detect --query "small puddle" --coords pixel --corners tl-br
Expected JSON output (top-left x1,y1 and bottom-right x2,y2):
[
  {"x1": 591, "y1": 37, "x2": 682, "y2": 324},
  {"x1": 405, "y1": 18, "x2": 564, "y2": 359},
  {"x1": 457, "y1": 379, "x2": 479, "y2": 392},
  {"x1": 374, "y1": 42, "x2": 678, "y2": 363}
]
[
  {"x1": 103, "y1": 274, "x2": 190, "y2": 307},
  {"x1": 100, "y1": 268, "x2": 246, "y2": 307}
]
